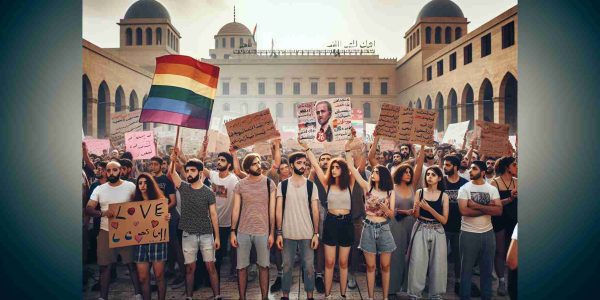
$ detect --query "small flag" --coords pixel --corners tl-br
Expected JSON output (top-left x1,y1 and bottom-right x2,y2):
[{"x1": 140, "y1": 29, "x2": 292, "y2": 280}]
[{"x1": 140, "y1": 55, "x2": 220, "y2": 129}]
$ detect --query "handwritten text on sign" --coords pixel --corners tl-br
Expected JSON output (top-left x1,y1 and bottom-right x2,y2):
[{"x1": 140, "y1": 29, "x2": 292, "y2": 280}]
[
  {"x1": 125, "y1": 131, "x2": 156, "y2": 160},
  {"x1": 111, "y1": 110, "x2": 143, "y2": 144},
  {"x1": 108, "y1": 199, "x2": 169, "y2": 248},
  {"x1": 374, "y1": 104, "x2": 437, "y2": 146},
  {"x1": 476, "y1": 120, "x2": 511, "y2": 158},
  {"x1": 296, "y1": 98, "x2": 352, "y2": 143},
  {"x1": 225, "y1": 109, "x2": 279, "y2": 149},
  {"x1": 84, "y1": 138, "x2": 111, "y2": 156}
]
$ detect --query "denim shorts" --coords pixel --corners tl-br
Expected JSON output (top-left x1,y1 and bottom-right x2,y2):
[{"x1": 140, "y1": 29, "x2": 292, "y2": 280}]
[
  {"x1": 182, "y1": 231, "x2": 215, "y2": 264},
  {"x1": 358, "y1": 219, "x2": 396, "y2": 254},
  {"x1": 236, "y1": 232, "x2": 270, "y2": 269}
]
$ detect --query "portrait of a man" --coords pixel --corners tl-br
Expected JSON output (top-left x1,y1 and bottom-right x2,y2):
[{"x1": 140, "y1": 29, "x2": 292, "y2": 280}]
[{"x1": 315, "y1": 100, "x2": 333, "y2": 142}]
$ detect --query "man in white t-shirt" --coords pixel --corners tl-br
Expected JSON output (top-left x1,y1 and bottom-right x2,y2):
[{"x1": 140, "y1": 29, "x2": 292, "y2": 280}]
[
  {"x1": 201, "y1": 150, "x2": 239, "y2": 280},
  {"x1": 457, "y1": 160, "x2": 502, "y2": 300},
  {"x1": 275, "y1": 152, "x2": 320, "y2": 300},
  {"x1": 85, "y1": 161, "x2": 141, "y2": 300}
]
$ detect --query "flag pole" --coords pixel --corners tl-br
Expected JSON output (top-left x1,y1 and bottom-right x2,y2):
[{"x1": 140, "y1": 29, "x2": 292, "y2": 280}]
[{"x1": 169, "y1": 126, "x2": 181, "y2": 174}]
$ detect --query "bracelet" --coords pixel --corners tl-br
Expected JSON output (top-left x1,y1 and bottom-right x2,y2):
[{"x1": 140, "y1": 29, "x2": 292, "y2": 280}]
[
  {"x1": 276, "y1": 229, "x2": 283, "y2": 236},
  {"x1": 305, "y1": 148, "x2": 312, "y2": 152},
  {"x1": 231, "y1": 228, "x2": 237, "y2": 234},
  {"x1": 345, "y1": 150, "x2": 351, "y2": 153}
]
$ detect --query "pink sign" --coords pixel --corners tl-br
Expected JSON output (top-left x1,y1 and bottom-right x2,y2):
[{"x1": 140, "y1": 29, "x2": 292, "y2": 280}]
[
  {"x1": 84, "y1": 138, "x2": 110, "y2": 156},
  {"x1": 125, "y1": 131, "x2": 156, "y2": 160}
]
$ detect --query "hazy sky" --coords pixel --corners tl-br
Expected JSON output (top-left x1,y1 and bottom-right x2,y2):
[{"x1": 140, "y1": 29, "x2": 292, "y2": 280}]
[{"x1": 83, "y1": 0, "x2": 517, "y2": 59}]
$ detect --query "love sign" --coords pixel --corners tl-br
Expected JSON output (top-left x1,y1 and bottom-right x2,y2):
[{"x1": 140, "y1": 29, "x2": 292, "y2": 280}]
[{"x1": 108, "y1": 199, "x2": 169, "y2": 248}]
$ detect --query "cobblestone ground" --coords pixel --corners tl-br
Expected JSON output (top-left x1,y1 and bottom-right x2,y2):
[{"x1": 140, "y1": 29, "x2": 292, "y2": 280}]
[{"x1": 83, "y1": 257, "x2": 510, "y2": 300}]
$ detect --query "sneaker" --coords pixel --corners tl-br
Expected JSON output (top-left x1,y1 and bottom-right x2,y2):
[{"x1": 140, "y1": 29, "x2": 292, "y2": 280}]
[
  {"x1": 171, "y1": 276, "x2": 185, "y2": 288},
  {"x1": 347, "y1": 276, "x2": 357, "y2": 290},
  {"x1": 134, "y1": 294, "x2": 143, "y2": 300},
  {"x1": 470, "y1": 282, "x2": 481, "y2": 297},
  {"x1": 270, "y1": 276, "x2": 282, "y2": 293},
  {"x1": 498, "y1": 280, "x2": 507, "y2": 296},
  {"x1": 315, "y1": 275, "x2": 325, "y2": 293}
]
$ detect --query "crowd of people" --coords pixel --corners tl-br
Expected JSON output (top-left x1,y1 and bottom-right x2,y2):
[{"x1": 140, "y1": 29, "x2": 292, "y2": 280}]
[{"x1": 82, "y1": 127, "x2": 518, "y2": 300}]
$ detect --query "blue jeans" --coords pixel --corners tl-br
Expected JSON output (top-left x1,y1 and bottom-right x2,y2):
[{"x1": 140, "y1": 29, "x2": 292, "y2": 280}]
[{"x1": 282, "y1": 239, "x2": 315, "y2": 293}]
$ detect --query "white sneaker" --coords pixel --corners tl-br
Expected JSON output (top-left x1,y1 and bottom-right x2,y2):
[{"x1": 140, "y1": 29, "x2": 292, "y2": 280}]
[
  {"x1": 347, "y1": 276, "x2": 357, "y2": 289},
  {"x1": 134, "y1": 294, "x2": 143, "y2": 300}
]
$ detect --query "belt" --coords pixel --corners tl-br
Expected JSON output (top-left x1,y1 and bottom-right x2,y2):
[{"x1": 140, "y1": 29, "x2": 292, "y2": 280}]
[
  {"x1": 327, "y1": 212, "x2": 351, "y2": 220},
  {"x1": 417, "y1": 218, "x2": 441, "y2": 225},
  {"x1": 363, "y1": 218, "x2": 389, "y2": 227}
]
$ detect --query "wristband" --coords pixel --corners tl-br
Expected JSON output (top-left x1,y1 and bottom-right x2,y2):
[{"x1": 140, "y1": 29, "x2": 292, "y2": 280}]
[
  {"x1": 305, "y1": 148, "x2": 312, "y2": 152},
  {"x1": 276, "y1": 229, "x2": 283, "y2": 236},
  {"x1": 231, "y1": 228, "x2": 237, "y2": 234}
]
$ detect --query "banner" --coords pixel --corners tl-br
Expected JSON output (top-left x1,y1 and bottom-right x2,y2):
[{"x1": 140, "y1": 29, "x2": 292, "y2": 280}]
[
  {"x1": 225, "y1": 109, "x2": 279, "y2": 149},
  {"x1": 108, "y1": 199, "x2": 169, "y2": 248},
  {"x1": 476, "y1": 120, "x2": 511, "y2": 158},
  {"x1": 111, "y1": 110, "x2": 143, "y2": 145},
  {"x1": 296, "y1": 98, "x2": 352, "y2": 143},
  {"x1": 84, "y1": 138, "x2": 110, "y2": 156},
  {"x1": 125, "y1": 131, "x2": 156, "y2": 160},
  {"x1": 442, "y1": 121, "x2": 470, "y2": 148}
]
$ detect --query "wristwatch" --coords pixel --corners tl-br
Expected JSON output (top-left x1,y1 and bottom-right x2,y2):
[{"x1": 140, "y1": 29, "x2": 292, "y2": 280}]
[{"x1": 313, "y1": 232, "x2": 319, "y2": 238}]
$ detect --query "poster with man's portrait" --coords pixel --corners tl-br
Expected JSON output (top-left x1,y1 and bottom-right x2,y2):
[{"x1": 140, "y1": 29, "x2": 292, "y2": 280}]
[{"x1": 296, "y1": 98, "x2": 352, "y2": 143}]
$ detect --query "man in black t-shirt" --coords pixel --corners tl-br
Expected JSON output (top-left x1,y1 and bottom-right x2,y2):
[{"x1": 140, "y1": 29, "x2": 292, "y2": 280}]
[{"x1": 443, "y1": 155, "x2": 480, "y2": 297}]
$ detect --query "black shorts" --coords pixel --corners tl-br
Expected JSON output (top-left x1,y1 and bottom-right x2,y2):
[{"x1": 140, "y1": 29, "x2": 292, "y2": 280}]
[{"x1": 322, "y1": 213, "x2": 354, "y2": 247}]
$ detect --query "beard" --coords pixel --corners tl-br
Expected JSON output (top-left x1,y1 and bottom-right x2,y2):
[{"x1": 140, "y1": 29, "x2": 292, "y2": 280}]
[
  {"x1": 248, "y1": 169, "x2": 262, "y2": 176},
  {"x1": 445, "y1": 168, "x2": 455, "y2": 176},
  {"x1": 107, "y1": 175, "x2": 120, "y2": 183},
  {"x1": 217, "y1": 164, "x2": 228, "y2": 172},
  {"x1": 293, "y1": 166, "x2": 305, "y2": 175},
  {"x1": 470, "y1": 172, "x2": 482, "y2": 180},
  {"x1": 426, "y1": 155, "x2": 435, "y2": 160},
  {"x1": 400, "y1": 153, "x2": 409, "y2": 159},
  {"x1": 187, "y1": 174, "x2": 200, "y2": 183},
  {"x1": 486, "y1": 168, "x2": 494, "y2": 174}
]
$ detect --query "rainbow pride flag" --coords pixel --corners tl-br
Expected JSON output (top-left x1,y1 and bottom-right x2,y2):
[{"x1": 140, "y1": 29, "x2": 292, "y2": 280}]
[{"x1": 140, "y1": 55, "x2": 220, "y2": 129}]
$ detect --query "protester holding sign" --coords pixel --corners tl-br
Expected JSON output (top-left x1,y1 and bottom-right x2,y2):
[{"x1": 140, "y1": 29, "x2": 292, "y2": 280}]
[
  {"x1": 132, "y1": 173, "x2": 172, "y2": 300},
  {"x1": 167, "y1": 151, "x2": 221, "y2": 300},
  {"x1": 346, "y1": 130, "x2": 397, "y2": 300},
  {"x1": 84, "y1": 161, "x2": 142, "y2": 300}
]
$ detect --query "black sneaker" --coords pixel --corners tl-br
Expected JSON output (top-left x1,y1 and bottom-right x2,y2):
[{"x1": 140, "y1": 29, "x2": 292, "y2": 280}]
[
  {"x1": 270, "y1": 276, "x2": 282, "y2": 293},
  {"x1": 454, "y1": 282, "x2": 460, "y2": 295},
  {"x1": 315, "y1": 275, "x2": 325, "y2": 293},
  {"x1": 470, "y1": 282, "x2": 481, "y2": 297}
]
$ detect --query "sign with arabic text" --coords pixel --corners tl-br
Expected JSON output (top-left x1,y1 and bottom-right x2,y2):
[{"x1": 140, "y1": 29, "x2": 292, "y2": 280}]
[
  {"x1": 125, "y1": 131, "x2": 156, "y2": 160},
  {"x1": 225, "y1": 109, "x2": 279, "y2": 149},
  {"x1": 108, "y1": 199, "x2": 169, "y2": 248}
]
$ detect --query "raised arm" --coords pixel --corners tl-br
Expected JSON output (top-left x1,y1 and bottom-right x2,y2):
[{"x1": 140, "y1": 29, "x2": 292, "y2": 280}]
[
  {"x1": 368, "y1": 135, "x2": 380, "y2": 168},
  {"x1": 346, "y1": 147, "x2": 369, "y2": 191},
  {"x1": 411, "y1": 144, "x2": 426, "y2": 190},
  {"x1": 82, "y1": 142, "x2": 95, "y2": 171},
  {"x1": 168, "y1": 147, "x2": 182, "y2": 189},
  {"x1": 230, "y1": 146, "x2": 247, "y2": 179},
  {"x1": 198, "y1": 134, "x2": 210, "y2": 178},
  {"x1": 298, "y1": 138, "x2": 327, "y2": 187}
]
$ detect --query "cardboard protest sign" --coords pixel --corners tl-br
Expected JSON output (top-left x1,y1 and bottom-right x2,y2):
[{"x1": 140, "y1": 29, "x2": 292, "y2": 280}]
[
  {"x1": 125, "y1": 131, "x2": 156, "y2": 160},
  {"x1": 476, "y1": 120, "x2": 511, "y2": 158},
  {"x1": 379, "y1": 139, "x2": 396, "y2": 152},
  {"x1": 108, "y1": 199, "x2": 169, "y2": 248},
  {"x1": 365, "y1": 123, "x2": 376, "y2": 143},
  {"x1": 442, "y1": 121, "x2": 470, "y2": 148},
  {"x1": 374, "y1": 103, "x2": 402, "y2": 140},
  {"x1": 296, "y1": 98, "x2": 352, "y2": 143},
  {"x1": 84, "y1": 138, "x2": 110, "y2": 156},
  {"x1": 225, "y1": 109, "x2": 279, "y2": 149},
  {"x1": 409, "y1": 108, "x2": 437, "y2": 146},
  {"x1": 111, "y1": 110, "x2": 143, "y2": 144}
]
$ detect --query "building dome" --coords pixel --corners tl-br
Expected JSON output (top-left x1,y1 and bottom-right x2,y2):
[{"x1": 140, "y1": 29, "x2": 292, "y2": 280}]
[
  {"x1": 124, "y1": 0, "x2": 171, "y2": 21},
  {"x1": 417, "y1": 0, "x2": 464, "y2": 21},
  {"x1": 217, "y1": 22, "x2": 251, "y2": 36}
]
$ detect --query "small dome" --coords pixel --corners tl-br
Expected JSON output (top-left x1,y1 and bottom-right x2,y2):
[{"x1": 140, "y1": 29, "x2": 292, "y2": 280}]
[
  {"x1": 124, "y1": 0, "x2": 171, "y2": 21},
  {"x1": 417, "y1": 0, "x2": 464, "y2": 21},
  {"x1": 217, "y1": 22, "x2": 251, "y2": 36}
]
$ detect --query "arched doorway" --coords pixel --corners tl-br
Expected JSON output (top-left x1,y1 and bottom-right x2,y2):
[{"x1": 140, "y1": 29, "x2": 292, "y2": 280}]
[
  {"x1": 82, "y1": 75, "x2": 92, "y2": 136},
  {"x1": 425, "y1": 96, "x2": 432, "y2": 110},
  {"x1": 500, "y1": 72, "x2": 518, "y2": 134},
  {"x1": 97, "y1": 81, "x2": 110, "y2": 138},
  {"x1": 435, "y1": 92, "x2": 444, "y2": 131},
  {"x1": 408, "y1": 101, "x2": 413, "y2": 108},
  {"x1": 462, "y1": 84, "x2": 474, "y2": 129},
  {"x1": 129, "y1": 90, "x2": 139, "y2": 112},
  {"x1": 448, "y1": 89, "x2": 458, "y2": 124},
  {"x1": 416, "y1": 98, "x2": 422, "y2": 109},
  {"x1": 480, "y1": 79, "x2": 494, "y2": 122},
  {"x1": 115, "y1": 86, "x2": 125, "y2": 112}
]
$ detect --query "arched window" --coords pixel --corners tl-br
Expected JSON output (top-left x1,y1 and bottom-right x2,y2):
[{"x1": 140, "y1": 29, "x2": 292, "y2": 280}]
[
  {"x1": 363, "y1": 102, "x2": 371, "y2": 118},
  {"x1": 425, "y1": 27, "x2": 432, "y2": 44},
  {"x1": 230, "y1": 37, "x2": 235, "y2": 48},
  {"x1": 115, "y1": 86, "x2": 125, "y2": 112},
  {"x1": 222, "y1": 38, "x2": 226, "y2": 48},
  {"x1": 408, "y1": 101, "x2": 413, "y2": 108},
  {"x1": 416, "y1": 29, "x2": 420, "y2": 45},
  {"x1": 125, "y1": 28, "x2": 132, "y2": 46},
  {"x1": 156, "y1": 28, "x2": 162, "y2": 45},
  {"x1": 435, "y1": 27, "x2": 442, "y2": 44},
  {"x1": 129, "y1": 90, "x2": 138, "y2": 112},
  {"x1": 276, "y1": 103, "x2": 283, "y2": 118},
  {"x1": 455, "y1": 27, "x2": 462, "y2": 39},
  {"x1": 416, "y1": 99, "x2": 422, "y2": 109},
  {"x1": 146, "y1": 28, "x2": 152, "y2": 45},
  {"x1": 445, "y1": 26, "x2": 452, "y2": 43},
  {"x1": 223, "y1": 103, "x2": 230, "y2": 112},
  {"x1": 136, "y1": 28, "x2": 142, "y2": 45}
]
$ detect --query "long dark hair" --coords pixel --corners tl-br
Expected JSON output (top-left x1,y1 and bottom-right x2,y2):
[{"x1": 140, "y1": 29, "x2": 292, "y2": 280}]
[
  {"x1": 370, "y1": 165, "x2": 393, "y2": 192},
  {"x1": 134, "y1": 173, "x2": 165, "y2": 201},
  {"x1": 392, "y1": 163, "x2": 414, "y2": 185},
  {"x1": 326, "y1": 157, "x2": 350, "y2": 190},
  {"x1": 424, "y1": 166, "x2": 445, "y2": 192}
]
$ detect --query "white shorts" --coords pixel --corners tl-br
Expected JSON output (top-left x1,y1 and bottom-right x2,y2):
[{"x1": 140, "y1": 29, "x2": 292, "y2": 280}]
[{"x1": 182, "y1": 231, "x2": 215, "y2": 264}]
